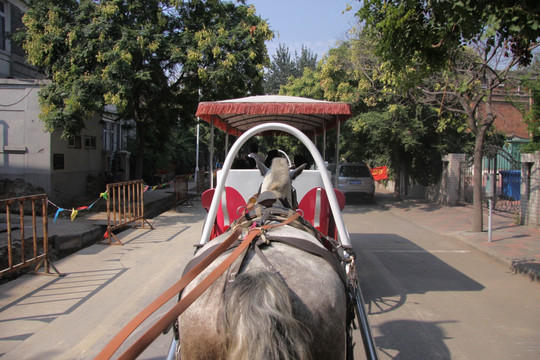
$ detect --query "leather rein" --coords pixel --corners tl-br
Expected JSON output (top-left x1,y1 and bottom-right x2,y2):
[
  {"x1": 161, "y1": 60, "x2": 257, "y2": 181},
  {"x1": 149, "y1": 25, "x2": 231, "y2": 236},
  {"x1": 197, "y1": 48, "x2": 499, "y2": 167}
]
[{"x1": 95, "y1": 211, "x2": 301, "y2": 360}]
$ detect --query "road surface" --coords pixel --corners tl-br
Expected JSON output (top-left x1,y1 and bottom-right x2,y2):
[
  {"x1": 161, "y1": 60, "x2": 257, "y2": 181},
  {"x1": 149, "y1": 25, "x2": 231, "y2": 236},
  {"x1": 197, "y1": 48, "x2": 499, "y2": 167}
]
[{"x1": 346, "y1": 199, "x2": 540, "y2": 360}]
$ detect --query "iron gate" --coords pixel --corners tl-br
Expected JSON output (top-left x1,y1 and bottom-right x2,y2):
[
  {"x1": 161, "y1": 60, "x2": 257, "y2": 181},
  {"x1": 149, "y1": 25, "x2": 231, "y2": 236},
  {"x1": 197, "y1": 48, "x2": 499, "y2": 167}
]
[{"x1": 458, "y1": 146, "x2": 521, "y2": 214}]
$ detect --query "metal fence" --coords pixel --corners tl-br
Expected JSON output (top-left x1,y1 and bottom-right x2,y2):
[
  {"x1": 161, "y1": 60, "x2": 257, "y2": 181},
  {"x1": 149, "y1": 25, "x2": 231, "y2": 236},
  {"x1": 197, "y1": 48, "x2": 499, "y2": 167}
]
[
  {"x1": 102, "y1": 180, "x2": 153, "y2": 245},
  {"x1": 458, "y1": 146, "x2": 522, "y2": 214},
  {"x1": 174, "y1": 175, "x2": 192, "y2": 206},
  {"x1": 1, "y1": 194, "x2": 61, "y2": 277}
]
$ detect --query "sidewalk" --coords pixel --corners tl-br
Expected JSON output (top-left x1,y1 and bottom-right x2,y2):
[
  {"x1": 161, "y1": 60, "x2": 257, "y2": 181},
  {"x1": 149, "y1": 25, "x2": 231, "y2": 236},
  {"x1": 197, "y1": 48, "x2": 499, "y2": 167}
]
[{"x1": 376, "y1": 192, "x2": 540, "y2": 282}]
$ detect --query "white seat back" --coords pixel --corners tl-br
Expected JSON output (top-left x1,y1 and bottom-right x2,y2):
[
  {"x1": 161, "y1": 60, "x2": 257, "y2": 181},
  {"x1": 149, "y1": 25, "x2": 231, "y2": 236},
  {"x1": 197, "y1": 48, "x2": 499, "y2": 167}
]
[{"x1": 217, "y1": 169, "x2": 326, "y2": 203}]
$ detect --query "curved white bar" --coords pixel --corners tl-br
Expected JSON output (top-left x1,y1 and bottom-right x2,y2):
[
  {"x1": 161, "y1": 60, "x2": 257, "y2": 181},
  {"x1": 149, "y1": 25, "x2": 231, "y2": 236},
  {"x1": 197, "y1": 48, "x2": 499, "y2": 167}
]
[{"x1": 199, "y1": 123, "x2": 351, "y2": 247}]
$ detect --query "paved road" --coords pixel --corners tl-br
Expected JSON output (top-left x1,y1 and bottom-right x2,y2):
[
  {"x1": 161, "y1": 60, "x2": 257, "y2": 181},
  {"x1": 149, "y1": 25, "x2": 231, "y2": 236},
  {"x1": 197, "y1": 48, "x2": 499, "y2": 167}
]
[
  {"x1": 345, "y1": 199, "x2": 540, "y2": 360},
  {"x1": 1, "y1": 196, "x2": 539, "y2": 359}
]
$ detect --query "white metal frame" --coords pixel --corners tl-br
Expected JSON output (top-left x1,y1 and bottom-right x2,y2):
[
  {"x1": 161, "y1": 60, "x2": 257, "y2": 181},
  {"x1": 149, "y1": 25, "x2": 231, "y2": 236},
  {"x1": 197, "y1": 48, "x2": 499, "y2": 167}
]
[{"x1": 199, "y1": 123, "x2": 351, "y2": 247}]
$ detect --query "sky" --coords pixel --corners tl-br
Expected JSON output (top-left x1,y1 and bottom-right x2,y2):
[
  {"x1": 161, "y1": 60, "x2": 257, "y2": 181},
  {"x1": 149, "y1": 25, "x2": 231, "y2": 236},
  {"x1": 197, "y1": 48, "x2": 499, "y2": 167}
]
[{"x1": 247, "y1": 0, "x2": 360, "y2": 61}]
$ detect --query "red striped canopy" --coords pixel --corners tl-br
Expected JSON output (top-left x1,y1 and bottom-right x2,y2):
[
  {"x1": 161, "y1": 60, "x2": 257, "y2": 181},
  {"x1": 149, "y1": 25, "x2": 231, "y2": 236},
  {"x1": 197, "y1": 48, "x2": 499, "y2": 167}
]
[{"x1": 195, "y1": 95, "x2": 353, "y2": 135}]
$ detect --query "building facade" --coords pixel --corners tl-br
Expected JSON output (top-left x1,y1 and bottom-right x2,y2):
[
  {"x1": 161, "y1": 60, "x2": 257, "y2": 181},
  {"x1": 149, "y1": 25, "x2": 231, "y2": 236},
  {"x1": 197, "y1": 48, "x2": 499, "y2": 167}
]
[{"x1": 0, "y1": 1, "x2": 130, "y2": 205}]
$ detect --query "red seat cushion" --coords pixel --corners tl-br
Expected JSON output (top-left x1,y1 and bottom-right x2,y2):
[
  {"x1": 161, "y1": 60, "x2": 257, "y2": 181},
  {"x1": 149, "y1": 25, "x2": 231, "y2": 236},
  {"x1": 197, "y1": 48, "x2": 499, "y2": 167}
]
[
  {"x1": 298, "y1": 187, "x2": 330, "y2": 235},
  {"x1": 201, "y1": 187, "x2": 246, "y2": 239}
]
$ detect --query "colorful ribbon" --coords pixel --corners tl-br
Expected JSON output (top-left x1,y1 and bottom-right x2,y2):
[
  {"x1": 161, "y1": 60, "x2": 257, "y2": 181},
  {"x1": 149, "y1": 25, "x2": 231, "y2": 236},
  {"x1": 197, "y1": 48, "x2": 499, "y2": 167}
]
[
  {"x1": 49, "y1": 191, "x2": 108, "y2": 223},
  {"x1": 48, "y1": 177, "x2": 176, "y2": 223}
]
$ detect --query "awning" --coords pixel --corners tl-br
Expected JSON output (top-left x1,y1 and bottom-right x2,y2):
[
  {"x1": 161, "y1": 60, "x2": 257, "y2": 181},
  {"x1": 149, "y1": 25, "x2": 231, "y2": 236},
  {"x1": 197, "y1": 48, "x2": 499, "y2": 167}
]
[{"x1": 195, "y1": 95, "x2": 353, "y2": 135}]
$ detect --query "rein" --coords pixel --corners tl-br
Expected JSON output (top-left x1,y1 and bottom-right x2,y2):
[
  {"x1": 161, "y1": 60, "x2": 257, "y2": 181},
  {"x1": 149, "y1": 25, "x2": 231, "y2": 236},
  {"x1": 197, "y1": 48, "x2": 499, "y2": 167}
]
[{"x1": 95, "y1": 212, "x2": 300, "y2": 360}]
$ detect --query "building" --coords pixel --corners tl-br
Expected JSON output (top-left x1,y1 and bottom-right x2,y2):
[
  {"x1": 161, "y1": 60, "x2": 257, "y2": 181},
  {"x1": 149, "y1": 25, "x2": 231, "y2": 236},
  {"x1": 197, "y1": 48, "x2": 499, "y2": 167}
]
[{"x1": 0, "y1": 1, "x2": 130, "y2": 205}]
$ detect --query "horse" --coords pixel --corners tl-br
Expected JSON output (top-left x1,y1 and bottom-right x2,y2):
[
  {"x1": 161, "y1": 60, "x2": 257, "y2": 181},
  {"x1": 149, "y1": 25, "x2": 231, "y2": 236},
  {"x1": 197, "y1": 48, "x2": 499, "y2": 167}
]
[{"x1": 177, "y1": 157, "x2": 349, "y2": 360}]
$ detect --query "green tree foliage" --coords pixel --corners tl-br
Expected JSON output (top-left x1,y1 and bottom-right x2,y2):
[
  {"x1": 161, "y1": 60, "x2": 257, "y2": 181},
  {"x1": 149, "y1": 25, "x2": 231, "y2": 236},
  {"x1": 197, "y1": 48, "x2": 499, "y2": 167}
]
[
  {"x1": 18, "y1": 0, "x2": 272, "y2": 179},
  {"x1": 358, "y1": 0, "x2": 540, "y2": 231},
  {"x1": 281, "y1": 32, "x2": 473, "y2": 198},
  {"x1": 264, "y1": 44, "x2": 317, "y2": 94},
  {"x1": 358, "y1": 0, "x2": 540, "y2": 76}
]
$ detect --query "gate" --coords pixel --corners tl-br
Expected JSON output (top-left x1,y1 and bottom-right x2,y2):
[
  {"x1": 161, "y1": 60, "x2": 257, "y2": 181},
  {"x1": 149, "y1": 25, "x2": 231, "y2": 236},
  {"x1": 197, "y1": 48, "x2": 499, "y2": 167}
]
[
  {"x1": 483, "y1": 145, "x2": 521, "y2": 213},
  {"x1": 1, "y1": 194, "x2": 61, "y2": 277},
  {"x1": 196, "y1": 170, "x2": 206, "y2": 195},
  {"x1": 102, "y1": 180, "x2": 154, "y2": 245},
  {"x1": 174, "y1": 175, "x2": 192, "y2": 206}
]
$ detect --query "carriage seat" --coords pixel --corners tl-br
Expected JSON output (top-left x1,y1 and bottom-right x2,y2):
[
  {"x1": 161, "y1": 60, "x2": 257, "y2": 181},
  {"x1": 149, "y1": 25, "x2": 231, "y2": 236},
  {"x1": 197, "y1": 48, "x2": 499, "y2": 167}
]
[
  {"x1": 297, "y1": 187, "x2": 345, "y2": 237},
  {"x1": 217, "y1": 169, "x2": 328, "y2": 205},
  {"x1": 201, "y1": 186, "x2": 246, "y2": 239}
]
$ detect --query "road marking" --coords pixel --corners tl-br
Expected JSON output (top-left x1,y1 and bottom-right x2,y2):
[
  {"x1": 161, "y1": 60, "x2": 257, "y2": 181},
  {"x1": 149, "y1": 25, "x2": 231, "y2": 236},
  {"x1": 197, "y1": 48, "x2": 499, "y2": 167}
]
[{"x1": 367, "y1": 249, "x2": 470, "y2": 253}]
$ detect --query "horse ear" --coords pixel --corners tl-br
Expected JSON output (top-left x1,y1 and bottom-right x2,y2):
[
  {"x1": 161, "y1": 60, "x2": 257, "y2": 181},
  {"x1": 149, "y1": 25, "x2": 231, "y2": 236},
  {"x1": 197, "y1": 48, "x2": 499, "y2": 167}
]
[
  {"x1": 256, "y1": 158, "x2": 270, "y2": 176},
  {"x1": 290, "y1": 163, "x2": 307, "y2": 180}
]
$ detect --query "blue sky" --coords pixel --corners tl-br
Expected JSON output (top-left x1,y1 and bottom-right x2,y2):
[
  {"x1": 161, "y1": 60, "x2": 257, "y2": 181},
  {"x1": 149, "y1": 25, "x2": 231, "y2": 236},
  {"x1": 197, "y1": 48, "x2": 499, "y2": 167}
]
[{"x1": 247, "y1": 0, "x2": 359, "y2": 61}]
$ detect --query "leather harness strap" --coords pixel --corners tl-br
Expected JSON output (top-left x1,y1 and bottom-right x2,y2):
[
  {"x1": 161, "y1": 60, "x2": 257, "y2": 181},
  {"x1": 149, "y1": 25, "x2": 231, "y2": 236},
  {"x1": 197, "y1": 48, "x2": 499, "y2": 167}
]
[
  {"x1": 94, "y1": 226, "x2": 242, "y2": 360},
  {"x1": 96, "y1": 212, "x2": 300, "y2": 360}
]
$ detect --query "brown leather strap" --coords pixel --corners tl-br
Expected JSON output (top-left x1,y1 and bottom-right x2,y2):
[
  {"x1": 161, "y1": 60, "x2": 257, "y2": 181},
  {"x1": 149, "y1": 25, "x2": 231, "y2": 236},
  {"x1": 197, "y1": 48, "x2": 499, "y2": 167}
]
[
  {"x1": 98, "y1": 212, "x2": 301, "y2": 360},
  {"x1": 95, "y1": 227, "x2": 242, "y2": 360}
]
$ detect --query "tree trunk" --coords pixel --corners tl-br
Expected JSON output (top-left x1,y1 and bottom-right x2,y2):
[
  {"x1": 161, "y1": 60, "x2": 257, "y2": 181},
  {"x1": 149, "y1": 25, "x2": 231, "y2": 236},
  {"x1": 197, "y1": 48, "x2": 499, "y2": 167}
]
[
  {"x1": 133, "y1": 121, "x2": 146, "y2": 180},
  {"x1": 393, "y1": 144, "x2": 402, "y2": 201},
  {"x1": 472, "y1": 127, "x2": 485, "y2": 232},
  {"x1": 394, "y1": 168, "x2": 401, "y2": 200}
]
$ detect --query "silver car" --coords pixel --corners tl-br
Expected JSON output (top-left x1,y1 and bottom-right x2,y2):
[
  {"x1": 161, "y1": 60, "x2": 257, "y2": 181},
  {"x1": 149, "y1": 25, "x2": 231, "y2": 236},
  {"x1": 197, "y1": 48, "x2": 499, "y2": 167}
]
[{"x1": 327, "y1": 163, "x2": 375, "y2": 200}]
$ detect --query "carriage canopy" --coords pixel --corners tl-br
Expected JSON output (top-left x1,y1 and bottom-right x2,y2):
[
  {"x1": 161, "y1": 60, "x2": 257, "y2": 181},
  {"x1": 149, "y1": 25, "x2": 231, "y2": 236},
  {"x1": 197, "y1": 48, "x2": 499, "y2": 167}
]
[{"x1": 195, "y1": 95, "x2": 353, "y2": 135}]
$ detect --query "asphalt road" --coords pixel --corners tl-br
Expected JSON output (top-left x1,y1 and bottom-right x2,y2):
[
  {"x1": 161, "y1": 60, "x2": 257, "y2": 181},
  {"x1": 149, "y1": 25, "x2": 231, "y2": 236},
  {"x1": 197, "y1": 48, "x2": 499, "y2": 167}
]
[
  {"x1": 2, "y1": 195, "x2": 538, "y2": 359},
  {"x1": 346, "y1": 198, "x2": 540, "y2": 360}
]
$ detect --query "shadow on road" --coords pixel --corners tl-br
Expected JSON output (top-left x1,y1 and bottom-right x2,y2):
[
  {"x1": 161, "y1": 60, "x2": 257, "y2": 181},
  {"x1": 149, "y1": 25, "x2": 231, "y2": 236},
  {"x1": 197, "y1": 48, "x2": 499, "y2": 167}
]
[
  {"x1": 374, "y1": 319, "x2": 454, "y2": 359},
  {"x1": 353, "y1": 233, "x2": 484, "y2": 315}
]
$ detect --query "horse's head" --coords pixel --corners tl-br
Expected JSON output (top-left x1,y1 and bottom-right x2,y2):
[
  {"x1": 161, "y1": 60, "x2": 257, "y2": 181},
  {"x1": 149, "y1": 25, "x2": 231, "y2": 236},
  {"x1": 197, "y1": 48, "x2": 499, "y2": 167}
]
[{"x1": 256, "y1": 157, "x2": 306, "y2": 209}]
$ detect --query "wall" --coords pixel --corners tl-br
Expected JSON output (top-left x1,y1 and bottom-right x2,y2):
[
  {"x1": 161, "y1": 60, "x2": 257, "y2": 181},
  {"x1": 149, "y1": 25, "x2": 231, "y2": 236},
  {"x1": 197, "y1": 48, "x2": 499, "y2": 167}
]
[
  {"x1": 0, "y1": 79, "x2": 105, "y2": 205},
  {"x1": 0, "y1": 1, "x2": 41, "y2": 79},
  {"x1": 0, "y1": 79, "x2": 52, "y2": 194},
  {"x1": 521, "y1": 152, "x2": 540, "y2": 227},
  {"x1": 49, "y1": 114, "x2": 104, "y2": 204}
]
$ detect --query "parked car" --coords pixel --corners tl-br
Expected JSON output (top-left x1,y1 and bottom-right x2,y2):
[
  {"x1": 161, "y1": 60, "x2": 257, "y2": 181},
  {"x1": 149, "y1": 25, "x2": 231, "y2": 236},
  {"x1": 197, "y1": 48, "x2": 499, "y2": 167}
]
[{"x1": 327, "y1": 163, "x2": 375, "y2": 200}]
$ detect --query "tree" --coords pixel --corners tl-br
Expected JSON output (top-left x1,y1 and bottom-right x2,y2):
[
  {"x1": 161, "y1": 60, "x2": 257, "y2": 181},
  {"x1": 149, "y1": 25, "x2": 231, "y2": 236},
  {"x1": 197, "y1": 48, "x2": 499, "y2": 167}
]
[
  {"x1": 295, "y1": 45, "x2": 318, "y2": 76},
  {"x1": 281, "y1": 33, "x2": 474, "y2": 199},
  {"x1": 264, "y1": 44, "x2": 317, "y2": 94},
  {"x1": 18, "y1": 0, "x2": 272, "y2": 179},
  {"x1": 358, "y1": 0, "x2": 540, "y2": 231},
  {"x1": 521, "y1": 57, "x2": 540, "y2": 153}
]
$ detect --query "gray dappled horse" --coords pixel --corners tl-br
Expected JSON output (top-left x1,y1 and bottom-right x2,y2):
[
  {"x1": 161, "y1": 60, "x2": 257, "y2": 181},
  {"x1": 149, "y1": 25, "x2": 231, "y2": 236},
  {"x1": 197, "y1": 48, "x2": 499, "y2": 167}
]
[{"x1": 177, "y1": 158, "x2": 348, "y2": 360}]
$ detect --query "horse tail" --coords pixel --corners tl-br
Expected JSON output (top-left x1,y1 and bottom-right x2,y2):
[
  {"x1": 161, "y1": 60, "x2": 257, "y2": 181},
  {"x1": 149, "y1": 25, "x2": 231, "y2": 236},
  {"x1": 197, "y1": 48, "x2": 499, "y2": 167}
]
[{"x1": 221, "y1": 270, "x2": 312, "y2": 360}]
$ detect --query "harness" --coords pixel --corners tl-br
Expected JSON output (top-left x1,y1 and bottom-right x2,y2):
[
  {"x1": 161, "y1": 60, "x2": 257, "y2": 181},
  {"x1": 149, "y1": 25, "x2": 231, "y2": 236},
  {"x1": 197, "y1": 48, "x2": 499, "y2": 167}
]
[
  {"x1": 95, "y1": 203, "x2": 358, "y2": 360},
  {"x1": 184, "y1": 205, "x2": 349, "y2": 286}
]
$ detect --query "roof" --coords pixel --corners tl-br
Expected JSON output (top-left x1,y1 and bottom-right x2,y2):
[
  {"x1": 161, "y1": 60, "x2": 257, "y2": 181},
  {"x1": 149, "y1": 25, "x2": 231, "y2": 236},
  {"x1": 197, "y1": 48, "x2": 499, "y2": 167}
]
[{"x1": 195, "y1": 95, "x2": 353, "y2": 135}]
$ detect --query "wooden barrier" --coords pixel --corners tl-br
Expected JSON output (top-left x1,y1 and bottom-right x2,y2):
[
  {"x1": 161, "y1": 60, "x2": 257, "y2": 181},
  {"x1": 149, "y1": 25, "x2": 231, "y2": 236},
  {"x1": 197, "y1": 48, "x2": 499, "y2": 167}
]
[
  {"x1": 0, "y1": 194, "x2": 61, "y2": 277},
  {"x1": 174, "y1": 175, "x2": 192, "y2": 206},
  {"x1": 103, "y1": 180, "x2": 153, "y2": 245}
]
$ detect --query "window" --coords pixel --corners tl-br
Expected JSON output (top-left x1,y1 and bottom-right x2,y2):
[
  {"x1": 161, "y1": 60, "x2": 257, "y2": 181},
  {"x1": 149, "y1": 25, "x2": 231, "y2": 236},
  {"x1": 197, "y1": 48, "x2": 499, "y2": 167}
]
[
  {"x1": 53, "y1": 154, "x2": 64, "y2": 170},
  {"x1": 68, "y1": 136, "x2": 82, "y2": 149},
  {"x1": 85, "y1": 136, "x2": 96, "y2": 149},
  {"x1": 0, "y1": 2, "x2": 5, "y2": 51}
]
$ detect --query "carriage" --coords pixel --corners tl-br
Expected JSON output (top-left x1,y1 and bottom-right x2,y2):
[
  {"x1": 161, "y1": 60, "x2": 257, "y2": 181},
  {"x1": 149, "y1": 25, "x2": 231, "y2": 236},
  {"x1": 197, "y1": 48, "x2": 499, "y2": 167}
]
[{"x1": 96, "y1": 96, "x2": 378, "y2": 360}]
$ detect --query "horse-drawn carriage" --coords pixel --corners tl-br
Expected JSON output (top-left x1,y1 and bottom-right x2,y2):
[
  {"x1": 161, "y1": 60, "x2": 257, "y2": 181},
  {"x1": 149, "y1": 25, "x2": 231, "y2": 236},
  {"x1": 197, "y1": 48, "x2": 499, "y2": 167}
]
[{"x1": 96, "y1": 96, "x2": 378, "y2": 360}]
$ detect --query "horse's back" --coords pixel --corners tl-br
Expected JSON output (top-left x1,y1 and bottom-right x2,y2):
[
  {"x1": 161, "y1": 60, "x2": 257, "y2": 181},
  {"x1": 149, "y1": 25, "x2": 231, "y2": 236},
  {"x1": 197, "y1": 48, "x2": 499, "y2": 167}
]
[{"x1": 178, "y1": 226, "x2": 347, "y2": 359}]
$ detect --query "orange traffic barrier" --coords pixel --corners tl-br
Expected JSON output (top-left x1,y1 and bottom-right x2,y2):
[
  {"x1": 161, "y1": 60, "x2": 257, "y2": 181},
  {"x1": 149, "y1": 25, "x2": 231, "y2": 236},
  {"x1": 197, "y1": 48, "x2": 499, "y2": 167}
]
[
  {"x1": 102, "y1": 180, "x2": 153, "y2": 245},
  {"x1": 0, "y1": 194, "x2": 61, "y2": 277}
]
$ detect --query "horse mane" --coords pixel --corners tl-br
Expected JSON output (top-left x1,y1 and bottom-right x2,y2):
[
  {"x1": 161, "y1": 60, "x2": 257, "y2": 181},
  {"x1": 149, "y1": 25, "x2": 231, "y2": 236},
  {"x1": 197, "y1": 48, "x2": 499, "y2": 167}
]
[{"x1": 220, "y1": 270, "x2": 312, "y2": 360}]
